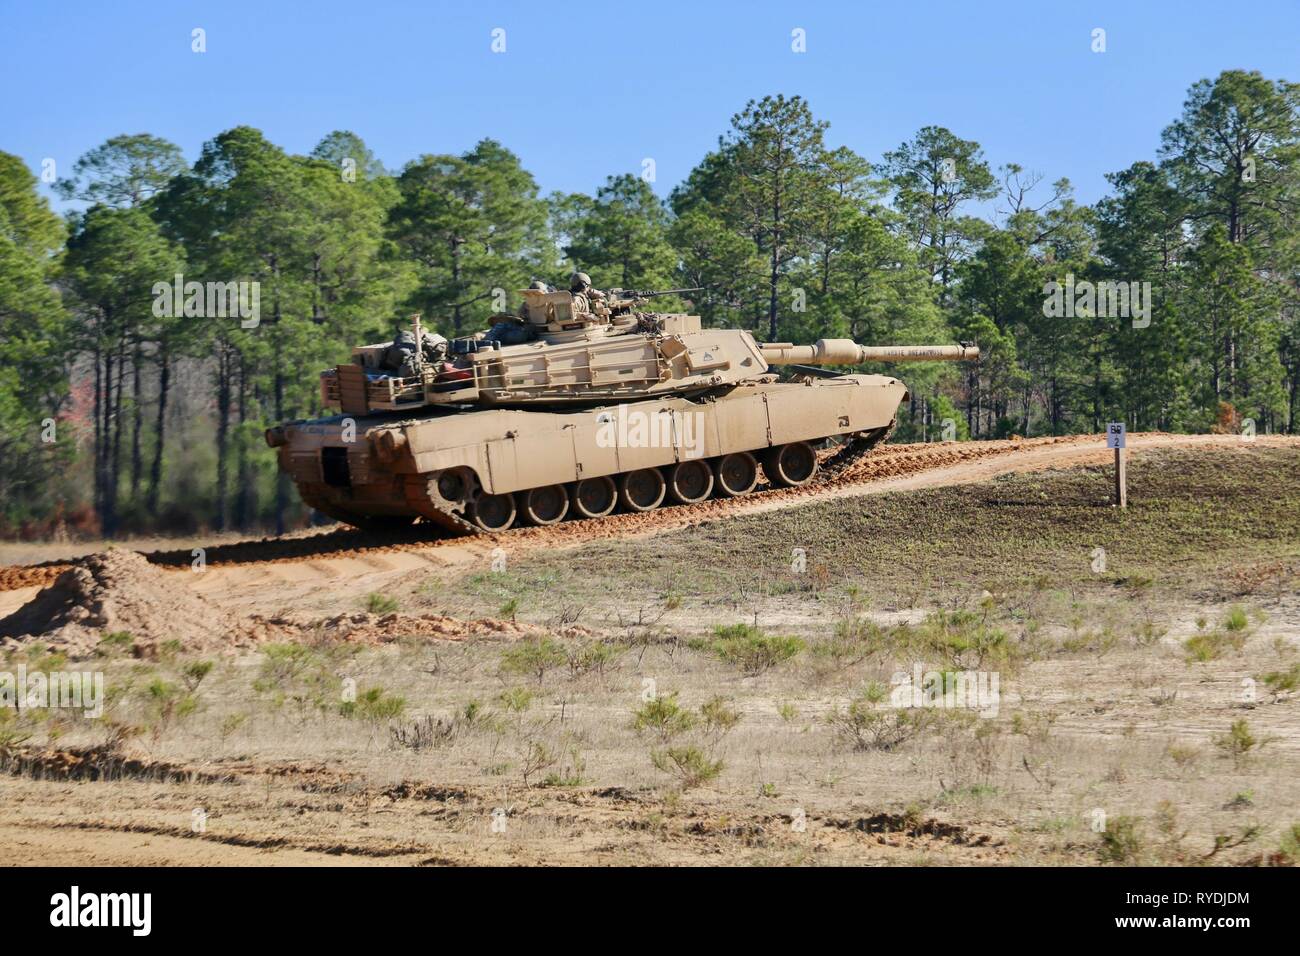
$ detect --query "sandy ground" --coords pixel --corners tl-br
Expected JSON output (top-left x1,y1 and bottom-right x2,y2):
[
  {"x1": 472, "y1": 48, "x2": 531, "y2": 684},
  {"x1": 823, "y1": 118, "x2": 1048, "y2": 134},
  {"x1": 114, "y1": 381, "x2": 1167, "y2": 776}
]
[{"x1": 2, "y1": 432, "x2": 1298, "y2": 866}]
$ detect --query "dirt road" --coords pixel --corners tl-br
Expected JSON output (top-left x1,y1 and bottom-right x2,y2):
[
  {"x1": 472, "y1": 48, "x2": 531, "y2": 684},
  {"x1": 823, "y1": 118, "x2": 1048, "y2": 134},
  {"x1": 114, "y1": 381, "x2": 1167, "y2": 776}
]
[
  {"x1": 4, "y1": 433, "x2": 1292, "y2": 594},
  {"x1": 1, "y1": 432, "x2": 1294, "y2": 620}
]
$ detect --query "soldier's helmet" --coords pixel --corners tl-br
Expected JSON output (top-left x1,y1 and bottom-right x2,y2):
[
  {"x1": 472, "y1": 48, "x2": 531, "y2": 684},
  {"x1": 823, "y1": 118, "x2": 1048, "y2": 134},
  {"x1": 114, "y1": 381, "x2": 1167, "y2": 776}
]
[
  {"x1": 569, "y1": 271, "x2": 592, "y2": 293},
  {"x1": 528, "y1": 279, "x2": 548, "y2": 291}
]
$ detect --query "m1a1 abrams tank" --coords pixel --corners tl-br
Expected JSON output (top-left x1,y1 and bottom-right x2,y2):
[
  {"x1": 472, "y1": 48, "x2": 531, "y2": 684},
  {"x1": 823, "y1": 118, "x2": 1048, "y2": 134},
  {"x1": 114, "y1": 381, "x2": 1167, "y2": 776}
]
[{"x1": 265, "y1": 285, "x2": 979, "y2": 534}]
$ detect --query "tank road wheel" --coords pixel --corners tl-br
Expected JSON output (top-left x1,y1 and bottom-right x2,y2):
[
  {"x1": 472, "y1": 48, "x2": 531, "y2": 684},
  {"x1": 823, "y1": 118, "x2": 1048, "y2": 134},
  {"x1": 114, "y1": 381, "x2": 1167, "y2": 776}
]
[
  {"x1": 518, "y1": 484, "x2": 570, "y2": 526},
  {"x1": 713, "y1": 452, "x2": 759, "y2": 498},
  {"x1": 571, "y1": 476, "x2": 617, "y2": 519},
  {"x1": 618, "y1": 468, "x2": 666, "y2": 513},
  {"x1": 666, "y1": 459, "x2": 714, "y2": 505},
  {"x1": 763, "y1": 441, "x2": 819, "y2": 488},
  {"x1": 470, "y1": 493, "x2": 517, "y2": 532}
]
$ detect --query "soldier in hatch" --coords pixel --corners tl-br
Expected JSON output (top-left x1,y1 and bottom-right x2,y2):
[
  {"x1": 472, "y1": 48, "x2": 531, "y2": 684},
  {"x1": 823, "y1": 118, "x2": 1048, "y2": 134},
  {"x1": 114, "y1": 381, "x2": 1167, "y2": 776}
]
[
  {"x1": 380, "y1": 327, "x2": 448, "y2": 377},
  {"x1": 569, "y1": 271, "x2": 607, "y2": 313},
  {"x1": 475, "y1": 280, "x2": 548, "y2": 346},
  {"x1": 516, "y1": 279, "x2": 549, "y2": 318}
]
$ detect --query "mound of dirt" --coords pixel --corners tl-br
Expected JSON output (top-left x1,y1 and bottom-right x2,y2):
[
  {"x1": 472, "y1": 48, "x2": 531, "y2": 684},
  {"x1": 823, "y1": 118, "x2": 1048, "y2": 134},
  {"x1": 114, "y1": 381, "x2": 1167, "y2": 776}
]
[
  {"x1": 0, "y1": 564, "x2": 70, "y2": 591},
  {"x1": 0, "y1": 549, "x2": 231, "y2": 658}
]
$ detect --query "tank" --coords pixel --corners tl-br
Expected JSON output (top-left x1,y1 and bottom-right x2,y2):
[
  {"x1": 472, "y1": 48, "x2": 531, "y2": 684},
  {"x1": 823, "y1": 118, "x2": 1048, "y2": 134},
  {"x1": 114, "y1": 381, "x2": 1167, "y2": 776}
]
[{"x1": 265, "y1": 289, "x2": 979, "y2": 534}]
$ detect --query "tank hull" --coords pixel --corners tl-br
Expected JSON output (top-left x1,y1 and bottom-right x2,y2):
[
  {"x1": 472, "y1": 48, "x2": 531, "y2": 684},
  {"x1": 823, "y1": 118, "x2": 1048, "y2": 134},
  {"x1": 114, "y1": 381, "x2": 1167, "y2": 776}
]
[{"x1": 272, "y1": 373, "x2": 908, "y2": 534}]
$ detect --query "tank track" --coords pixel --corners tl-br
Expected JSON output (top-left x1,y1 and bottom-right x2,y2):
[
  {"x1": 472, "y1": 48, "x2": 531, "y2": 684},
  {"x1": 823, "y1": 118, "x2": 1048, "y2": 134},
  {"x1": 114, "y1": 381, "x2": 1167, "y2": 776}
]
[
  {"x1": 819, "y1": 420, "x2": 895, "y2": 478},
  {"x1": 402, "y1": 475, "x2": 481, "y2": 536},
  {"x1": 301, "y1": 419, "x2": 897, "y2": 537}
]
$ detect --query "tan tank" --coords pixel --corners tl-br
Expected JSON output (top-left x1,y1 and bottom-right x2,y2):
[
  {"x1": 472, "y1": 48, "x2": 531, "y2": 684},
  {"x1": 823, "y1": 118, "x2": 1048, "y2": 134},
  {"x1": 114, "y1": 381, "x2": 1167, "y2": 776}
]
[{"x1": 266, "y1": 289, "x2": 979, "y2": 533}]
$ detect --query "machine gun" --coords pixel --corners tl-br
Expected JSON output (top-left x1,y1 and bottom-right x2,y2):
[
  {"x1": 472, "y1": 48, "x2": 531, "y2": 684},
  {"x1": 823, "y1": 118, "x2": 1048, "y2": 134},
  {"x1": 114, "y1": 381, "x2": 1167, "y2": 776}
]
[
  {"x1": 616, "y1": 286, "x2": 704, "y2": 299},
  {"x1": 606, "y1": 287, "x2": 705, "y2": 311}
]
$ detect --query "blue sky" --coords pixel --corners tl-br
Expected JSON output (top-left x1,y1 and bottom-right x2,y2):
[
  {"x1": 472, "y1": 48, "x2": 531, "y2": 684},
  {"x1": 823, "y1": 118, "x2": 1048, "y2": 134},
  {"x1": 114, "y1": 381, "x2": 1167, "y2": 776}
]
[{"x1": 2, "y1": 0, "x2": 1297, "y2": 212}]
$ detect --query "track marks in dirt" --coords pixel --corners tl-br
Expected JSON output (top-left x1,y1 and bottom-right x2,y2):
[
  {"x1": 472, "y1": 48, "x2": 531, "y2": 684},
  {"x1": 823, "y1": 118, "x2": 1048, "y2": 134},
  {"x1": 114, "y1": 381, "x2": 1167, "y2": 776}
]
[
  {"x1": 41, "y1": 819, "x2": 427, "y2": 859},
  {"x1": 4, "y1": 747, "x2": 1008, "y2": 864},
  {"x1": 2, "y1": 745, "x2": 238, "y2": 785},
  {"x1": 6, "y1": 433, "x2": 1293, "y2": 591}
]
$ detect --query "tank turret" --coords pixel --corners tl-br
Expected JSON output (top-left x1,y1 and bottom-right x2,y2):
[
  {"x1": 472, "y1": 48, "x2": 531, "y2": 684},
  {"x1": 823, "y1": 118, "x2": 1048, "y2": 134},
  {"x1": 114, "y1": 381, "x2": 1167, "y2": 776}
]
[{"x1": 317, "y1": 297, "x2": 977, "y2": 417}]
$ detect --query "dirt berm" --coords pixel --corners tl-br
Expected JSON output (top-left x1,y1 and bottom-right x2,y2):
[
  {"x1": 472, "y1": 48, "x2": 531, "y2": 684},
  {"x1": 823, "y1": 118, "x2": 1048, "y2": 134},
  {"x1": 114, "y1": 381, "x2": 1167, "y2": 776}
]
[{"x1": 0, "y1": 549, "x2": 231, "y2": 658}]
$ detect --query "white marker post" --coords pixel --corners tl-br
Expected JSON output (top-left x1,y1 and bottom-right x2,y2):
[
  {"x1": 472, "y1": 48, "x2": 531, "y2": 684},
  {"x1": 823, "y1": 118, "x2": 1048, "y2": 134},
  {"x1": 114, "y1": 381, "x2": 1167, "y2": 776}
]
[{"x1": 1106, "y1": 422, "x2": 1127, "y2": 508}]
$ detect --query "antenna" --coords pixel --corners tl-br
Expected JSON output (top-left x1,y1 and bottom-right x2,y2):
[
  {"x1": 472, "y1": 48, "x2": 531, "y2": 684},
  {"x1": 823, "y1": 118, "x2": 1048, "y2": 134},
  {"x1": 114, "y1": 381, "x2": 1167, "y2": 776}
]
[{"x1": 411, "y1": 313, "x2": 423, "y2": 375}]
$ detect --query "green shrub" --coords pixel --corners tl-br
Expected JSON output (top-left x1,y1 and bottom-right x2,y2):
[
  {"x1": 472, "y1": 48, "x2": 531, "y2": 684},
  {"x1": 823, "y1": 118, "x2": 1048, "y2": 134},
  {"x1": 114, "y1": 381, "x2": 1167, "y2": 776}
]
[
  {"x1": 910, "y1": 610, "x2": 1009, "y2": 670},
  {"x1": 1184, "y1": 630, "x2": 1246, "y2": 663},
  {"x1": 181, "y1": 660, "x2": 214, "y2": 691},
  {"x1": 828, "y1": 688, "x2": 930, "y2": 752},
  {"x1": 1278, "y1": 823, "x2": 1300, "y2": 864},
  {"x1": 218, "y1": 713, "x2": 248, "y2": 742},
  {"x1": 1223, "y1": 606, "x2": 1250, "y2": 633},
  {"x1": 810, "y1": 616, "x2": 882, "y2": 669},
  {"x1": 96, "y1": 631, "x2": 135, "y2": 656},
  {"x1": 500, "y1": 637, "x2": 567, "y2": 683},
  {"x1": 631, "y1": 692, "x2": 695, "y2": 741},
  {"x1": 566, "y1": 640, "x2": 623, "y2": 679},
  {"x1": 1260, "y1": 663, "x2": 1300, "y2": 698},
  {"x1": 1213, "y1": 719, "x2": 1258, "y2": 765},
  {"x1": 341, "y1": 686, "x2": 405, "y2": 721},
  {"x1": 704, "y1": 624, "x2": 804, "y2": 675},
  {"x1": 497, "y1": 687, "x2": 534, "y2": 713},
  {"x1": 363, "y1": 592, "x2": 399, "y2": 614},
  {"x1": 1098, "y1": 815, "x2": 1143, "y2": 863},
  {"x1": 650, "y1": 746, "x2": 723, "y2": 789},
  {"x1": 142, "y1": 678, "x2": 198, "y2": 740},
  {"x1": 699, "y1": 696, "x2": 741, "y2": 735},
  {"x1": 254, "y1": 643, "x2": 318, "y2": 692},
  {"x1": 540, "y1": 743, "x2": 586, "y2": 788}
]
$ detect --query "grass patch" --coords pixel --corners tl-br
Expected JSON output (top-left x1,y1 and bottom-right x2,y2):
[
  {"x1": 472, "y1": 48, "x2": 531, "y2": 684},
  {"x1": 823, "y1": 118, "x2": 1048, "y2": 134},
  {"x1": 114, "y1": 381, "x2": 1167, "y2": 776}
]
[
  {"x1": 438, "y1": 447, "x2": 1300, "y2": 611},
  {"x1": 363, "y1": 592, "x2": 399, "y2": 614}
]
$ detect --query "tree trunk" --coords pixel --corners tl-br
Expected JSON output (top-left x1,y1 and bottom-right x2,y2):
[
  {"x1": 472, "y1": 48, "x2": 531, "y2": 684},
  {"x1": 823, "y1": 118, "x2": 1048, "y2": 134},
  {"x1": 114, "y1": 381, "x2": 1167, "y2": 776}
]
[
  {"x1": 106, "y1": 333, "x2": 126, "y2": 535},
  {"x1": 274, "y1": 368, "x2": 287, "y2": 536},
  {"x1": 234, "y1": 353, "x2": 252, "y2": 529},
  {"x1": 450, "y1": 236, "x2": 464, "y2": 335},
  {"x1": 768, "y1": 188, "x2": 781, "y2": 342},
  {"x1": 146, "y1": 350, "x2": 170, "y2": 515},
  {"x1": 130, "y1": 341, "x2": 143, "y2": 501},
  {"x1": 273, "y1": 287, "x2": 287, "y2": 536},
  {"x1": 215, "y1": 344, "x2": 231, "y2": 532},
  {"x1": 92, "y1": 342, "x2": 103, "y2": 522}
]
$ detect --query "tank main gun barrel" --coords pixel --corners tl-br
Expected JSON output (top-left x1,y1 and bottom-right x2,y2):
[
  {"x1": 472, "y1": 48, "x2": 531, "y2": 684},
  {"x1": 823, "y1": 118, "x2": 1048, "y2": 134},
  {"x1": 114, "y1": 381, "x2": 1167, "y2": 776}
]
[{"x1": 760, "y1": 339, "x2": 980, "y2": 366}]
